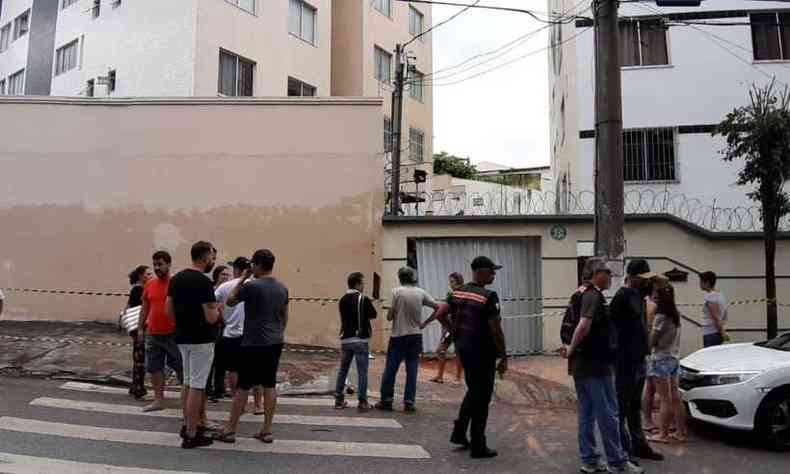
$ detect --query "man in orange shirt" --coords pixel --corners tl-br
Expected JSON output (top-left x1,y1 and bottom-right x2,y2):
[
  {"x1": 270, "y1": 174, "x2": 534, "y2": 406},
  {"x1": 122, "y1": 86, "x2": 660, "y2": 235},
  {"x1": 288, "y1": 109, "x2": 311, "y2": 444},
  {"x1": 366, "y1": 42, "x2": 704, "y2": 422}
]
[{"x1": 138, "y1": 250, "x2": 183, "y2": 412}]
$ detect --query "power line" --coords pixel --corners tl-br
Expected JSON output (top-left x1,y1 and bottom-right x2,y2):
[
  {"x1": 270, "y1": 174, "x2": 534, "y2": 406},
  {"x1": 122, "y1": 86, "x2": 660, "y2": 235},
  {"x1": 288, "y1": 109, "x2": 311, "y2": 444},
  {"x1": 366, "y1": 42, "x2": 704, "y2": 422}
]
[
  {"x1": 403, "y1": 0, "x2": 480, "y2": 48},
  {"x1": 395, "y1": 0, "x2": 591, "y2": 24}
]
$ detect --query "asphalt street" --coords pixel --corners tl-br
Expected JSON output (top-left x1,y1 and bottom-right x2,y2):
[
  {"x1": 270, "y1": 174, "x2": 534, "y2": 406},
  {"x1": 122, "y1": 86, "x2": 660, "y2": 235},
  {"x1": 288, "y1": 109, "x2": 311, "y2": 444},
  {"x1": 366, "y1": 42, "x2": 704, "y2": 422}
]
[{"x1": 0, "y1": 376, "x2": 787, "y2": 473}]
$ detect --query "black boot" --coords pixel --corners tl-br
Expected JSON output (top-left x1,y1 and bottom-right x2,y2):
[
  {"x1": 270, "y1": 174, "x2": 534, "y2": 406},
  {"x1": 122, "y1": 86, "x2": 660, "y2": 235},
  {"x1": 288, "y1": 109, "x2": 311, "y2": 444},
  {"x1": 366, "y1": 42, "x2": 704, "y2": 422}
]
[
  {"x1": 470, "y1": 436, "x2": 497, "y2": 459},
  {"x1": 450, "y1": 420, "x2": 471, "y2": 449}
]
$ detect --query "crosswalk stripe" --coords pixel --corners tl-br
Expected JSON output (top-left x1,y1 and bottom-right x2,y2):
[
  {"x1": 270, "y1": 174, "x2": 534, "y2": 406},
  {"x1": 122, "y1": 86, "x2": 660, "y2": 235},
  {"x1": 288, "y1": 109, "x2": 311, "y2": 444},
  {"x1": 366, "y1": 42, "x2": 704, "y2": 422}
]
[
  {"x1": 0, "y1": 452, "x2": 208, "y2": 474},
  {"x1": 30, "y1": 397, "x2": 402, "y2": 429},
  {"x1": 59, "y1": 382, "x2": 334, "y2": 406},
  {"x1": 0, "y1": 417, "x2": 431, "y2": 459}
]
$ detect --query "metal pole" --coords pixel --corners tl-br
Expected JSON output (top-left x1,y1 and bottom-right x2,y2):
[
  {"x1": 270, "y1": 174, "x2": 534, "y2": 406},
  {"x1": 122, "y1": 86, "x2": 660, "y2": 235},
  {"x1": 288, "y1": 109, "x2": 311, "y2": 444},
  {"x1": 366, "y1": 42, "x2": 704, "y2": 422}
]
[
  {"x1": 593, "y1": 0, "x2": 625, "y2": 273},
  {"x1": 390, "y1": 44, "x2": 406, "y2": 216}
]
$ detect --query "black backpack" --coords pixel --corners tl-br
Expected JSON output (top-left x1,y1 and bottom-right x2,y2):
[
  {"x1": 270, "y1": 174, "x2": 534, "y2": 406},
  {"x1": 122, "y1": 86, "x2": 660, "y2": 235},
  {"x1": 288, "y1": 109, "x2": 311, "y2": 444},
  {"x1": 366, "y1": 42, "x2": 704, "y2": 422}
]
[{"x1": 560, "y1": 284, "x2": 591, "y2": 345}]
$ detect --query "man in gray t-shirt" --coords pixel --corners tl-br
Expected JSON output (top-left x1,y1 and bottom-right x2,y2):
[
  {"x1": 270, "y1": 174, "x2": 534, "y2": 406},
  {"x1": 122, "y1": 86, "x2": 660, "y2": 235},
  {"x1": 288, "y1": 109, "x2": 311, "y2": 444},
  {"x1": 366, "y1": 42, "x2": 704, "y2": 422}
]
[
  {"x1": 700, "y1": 271, "x2": 729, "y2": 348},
  {"x1": 238, "y1": 277, "x2": 289, "y2": 347}
]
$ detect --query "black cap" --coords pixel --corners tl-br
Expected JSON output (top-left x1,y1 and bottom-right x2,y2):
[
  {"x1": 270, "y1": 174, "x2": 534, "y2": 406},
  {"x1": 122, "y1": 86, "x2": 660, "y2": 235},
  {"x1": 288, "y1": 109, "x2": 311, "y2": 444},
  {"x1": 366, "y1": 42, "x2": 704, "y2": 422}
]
[
  {"x1": 230, "y1": 256, "x2": 251, "y2": 270},
  {"x1": 471, "y1": 256, "x2": 502, "y2": 271},
  {"x1": 626, "y1": 259, "x2": 658, "y2": 279},
  {"x1": 251, "y1": 249, "x2": 275, "y2": 267}
]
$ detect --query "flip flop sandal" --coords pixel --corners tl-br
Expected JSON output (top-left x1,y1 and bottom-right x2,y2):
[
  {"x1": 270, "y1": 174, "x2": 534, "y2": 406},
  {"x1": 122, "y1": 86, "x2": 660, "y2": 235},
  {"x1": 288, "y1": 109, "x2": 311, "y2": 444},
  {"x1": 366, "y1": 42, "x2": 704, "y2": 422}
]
[
  {"x1": 254, "y1": 432, "x2": 274, "y2": 444},
  {"x1": 643, "y1": 426, "x2": 659, "y2": 434},
  {"x1": 429, "y1": 378, "x2": 444, "y2": 384},
  {"x1": 215, "y1": 431, "x2": 236, "y2": 443},
  {"x1": 254, "y1": 409, "x2": 265, "y2": 415},
  {"x1": 648, "y1": 435, "x2": 674, "y2": 444}
]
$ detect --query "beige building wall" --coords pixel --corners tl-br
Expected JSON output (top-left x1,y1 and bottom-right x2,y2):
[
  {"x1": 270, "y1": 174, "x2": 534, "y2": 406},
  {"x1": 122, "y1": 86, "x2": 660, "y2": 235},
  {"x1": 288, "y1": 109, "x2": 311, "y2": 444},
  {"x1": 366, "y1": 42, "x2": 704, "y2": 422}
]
[
  {"x1": 332, "y1": 1, "x2": 434, "y2": 189},
  {"x1": 193, "y1": 0, "x2": 332, "y2": 97},
  {"x1": 0, "y1": 96, "x2": 384, "y2": 348},
  {"x1": 382, "y1": 217, "x2": 790, "y2": 355}
]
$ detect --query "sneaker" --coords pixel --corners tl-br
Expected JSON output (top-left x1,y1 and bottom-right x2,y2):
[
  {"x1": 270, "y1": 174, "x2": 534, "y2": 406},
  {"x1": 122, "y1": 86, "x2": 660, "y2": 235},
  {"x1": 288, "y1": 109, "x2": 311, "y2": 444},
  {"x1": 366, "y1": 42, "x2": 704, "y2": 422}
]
[
  {"x1": 181, "y1": 432, "x2": 214, "y2": 449},
  {"x1": 580, "y1": 461, "x2": 608, "y2": 473},
  {"x1": 357, "y1": 400, "x2": 372, "y2": 412},
  {"x1": 334, "y1": 399, "x2": 349, "y2": 410},
  {"x1": 608, "y1": 461, "x2": 644, "y2": 474},
  {"x1": 403, "y1": 403, "x2": 417, "y2": 414},
  {"x1": 470, "y1": 447, "x2": 498, "y2": 459},
  {"x1": 374, "y1": 401, "x2": 393, "y2": 411}
]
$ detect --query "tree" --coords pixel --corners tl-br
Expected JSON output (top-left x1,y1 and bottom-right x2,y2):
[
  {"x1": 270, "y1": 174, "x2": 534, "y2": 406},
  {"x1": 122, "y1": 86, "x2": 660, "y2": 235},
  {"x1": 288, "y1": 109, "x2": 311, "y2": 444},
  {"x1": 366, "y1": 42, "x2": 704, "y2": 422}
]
[
  {"x1": 715, "y1": 80, "x2": 790, "y2": 339},
  {"x1": 433, "y1": 151, "x2": 478, "y2": 179}
]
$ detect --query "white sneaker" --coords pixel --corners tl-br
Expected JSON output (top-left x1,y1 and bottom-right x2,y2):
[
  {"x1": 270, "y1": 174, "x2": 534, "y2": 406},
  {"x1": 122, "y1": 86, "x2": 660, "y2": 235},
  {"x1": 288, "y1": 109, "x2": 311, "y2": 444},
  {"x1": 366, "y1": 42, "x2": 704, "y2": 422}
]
[
  {"x1": 580, "y1": 461, "x2": 608, "y2": 473},
  {"x1": 608, "y1": 461, "x2": 645, "y2": 474}
]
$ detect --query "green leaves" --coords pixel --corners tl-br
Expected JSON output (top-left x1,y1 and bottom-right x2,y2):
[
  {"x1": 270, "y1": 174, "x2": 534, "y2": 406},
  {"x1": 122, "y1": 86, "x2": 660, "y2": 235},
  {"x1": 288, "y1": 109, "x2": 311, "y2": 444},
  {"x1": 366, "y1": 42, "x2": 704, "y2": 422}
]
[{"x1": 433, "y1": 151, "x2": 478, "y2": 179}]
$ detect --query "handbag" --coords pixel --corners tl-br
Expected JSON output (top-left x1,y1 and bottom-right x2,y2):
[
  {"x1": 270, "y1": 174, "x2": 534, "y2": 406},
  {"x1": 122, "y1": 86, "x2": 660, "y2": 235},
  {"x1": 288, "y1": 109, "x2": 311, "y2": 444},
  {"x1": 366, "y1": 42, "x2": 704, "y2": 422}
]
[{"x1": 120, "y1": 305, "x2": 141, "y2": 335}]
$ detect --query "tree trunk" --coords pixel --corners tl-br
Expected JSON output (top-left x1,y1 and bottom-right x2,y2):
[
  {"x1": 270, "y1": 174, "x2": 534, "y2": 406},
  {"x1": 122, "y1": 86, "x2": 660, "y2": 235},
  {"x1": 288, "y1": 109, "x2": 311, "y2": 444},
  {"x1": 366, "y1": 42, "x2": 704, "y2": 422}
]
[{"x1": 765, "y1": 212, "x2": 778, "y2": 340}]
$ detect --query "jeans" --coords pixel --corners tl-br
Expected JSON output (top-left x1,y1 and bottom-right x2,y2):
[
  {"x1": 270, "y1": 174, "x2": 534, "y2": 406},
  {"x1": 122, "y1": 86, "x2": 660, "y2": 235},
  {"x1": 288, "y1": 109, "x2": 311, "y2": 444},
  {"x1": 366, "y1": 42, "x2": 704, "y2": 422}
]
[
  {"x1": 456, "y1": 345, "x2": 497, "y2": 449},
  {"x1": 380, "y1": 335, "x2": 422, "y2": 404},
  {"x1": 335, "y1": 341, "x2": 370, "y2": 402},
  {"x1": 574, "y1": 376, "x2": 628, "y2": 468},
  {"x1": 616, "y1": 367, "x2": 649, "y2": 458},
  {"x1": 704, "y1": 333, "x2": 723, "y2": 348}
]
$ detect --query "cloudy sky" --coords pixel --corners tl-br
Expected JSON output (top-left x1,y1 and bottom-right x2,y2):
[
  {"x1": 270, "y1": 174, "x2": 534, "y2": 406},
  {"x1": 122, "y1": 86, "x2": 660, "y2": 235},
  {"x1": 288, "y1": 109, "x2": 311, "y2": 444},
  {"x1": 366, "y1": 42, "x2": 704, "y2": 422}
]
[{"x1": 429, "y1": 0, "x2": 558, "y2": 169}]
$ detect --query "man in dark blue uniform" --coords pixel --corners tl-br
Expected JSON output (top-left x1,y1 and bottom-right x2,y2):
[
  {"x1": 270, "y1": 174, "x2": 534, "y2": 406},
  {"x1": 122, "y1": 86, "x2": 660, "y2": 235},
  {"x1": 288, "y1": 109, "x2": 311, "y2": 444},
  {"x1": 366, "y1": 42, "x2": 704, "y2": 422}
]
[{"x1": 448, "y1": 256, "x2": 508, "y2": 459}]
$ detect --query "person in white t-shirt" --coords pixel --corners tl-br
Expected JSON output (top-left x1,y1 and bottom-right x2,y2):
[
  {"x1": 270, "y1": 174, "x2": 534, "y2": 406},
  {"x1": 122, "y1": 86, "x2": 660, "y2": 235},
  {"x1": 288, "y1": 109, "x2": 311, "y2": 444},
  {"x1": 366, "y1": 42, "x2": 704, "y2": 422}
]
[{"x1": 700, "y1": 271, "x2": 729, "y2": 348}]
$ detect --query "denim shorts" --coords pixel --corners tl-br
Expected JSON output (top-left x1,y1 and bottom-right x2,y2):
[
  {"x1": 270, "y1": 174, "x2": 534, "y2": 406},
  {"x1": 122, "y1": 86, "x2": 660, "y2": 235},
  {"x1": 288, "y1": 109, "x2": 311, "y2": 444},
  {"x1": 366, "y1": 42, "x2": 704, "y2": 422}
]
[{"x1": 648, "y1": 356, "x2": 679, "y2": 378}]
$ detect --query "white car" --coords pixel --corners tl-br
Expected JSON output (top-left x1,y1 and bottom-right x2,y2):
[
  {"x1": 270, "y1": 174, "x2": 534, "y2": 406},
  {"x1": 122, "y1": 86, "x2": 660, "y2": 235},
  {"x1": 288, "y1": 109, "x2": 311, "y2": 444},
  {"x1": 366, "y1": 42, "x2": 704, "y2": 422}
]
[{"x1": 679, "y1": 332, "x2": 790, "y2": 450}]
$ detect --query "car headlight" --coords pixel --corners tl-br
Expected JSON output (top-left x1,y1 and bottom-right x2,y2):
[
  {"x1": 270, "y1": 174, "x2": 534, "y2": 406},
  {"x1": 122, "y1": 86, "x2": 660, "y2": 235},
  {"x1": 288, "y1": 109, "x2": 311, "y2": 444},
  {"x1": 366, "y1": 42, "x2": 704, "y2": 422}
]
[{"x1": 699, "y1": 372, "x2": 761, "y2": 386}]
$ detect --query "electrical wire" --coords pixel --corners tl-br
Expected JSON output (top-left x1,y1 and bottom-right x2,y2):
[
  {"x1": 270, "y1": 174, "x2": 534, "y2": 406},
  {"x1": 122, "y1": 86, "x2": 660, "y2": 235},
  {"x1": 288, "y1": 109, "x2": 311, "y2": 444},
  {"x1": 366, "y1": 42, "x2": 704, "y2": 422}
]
[
  {"x1": 404, "y1": 0, "x2": 481, "y2": 47},
  {"x1": 395, "y1": 0, "x2": 591, "y2": 24}
]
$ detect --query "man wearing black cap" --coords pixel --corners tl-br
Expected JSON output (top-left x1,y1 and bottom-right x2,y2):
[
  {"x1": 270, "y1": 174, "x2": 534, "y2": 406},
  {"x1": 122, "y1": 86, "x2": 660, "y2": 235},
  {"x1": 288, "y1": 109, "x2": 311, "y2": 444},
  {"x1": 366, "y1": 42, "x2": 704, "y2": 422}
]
[
  {"x1": 448, "y1": 256, "x2": 508, "y2": 459},
  {"x1": 611, "y1": 260, "x2": 664, "y2": 462}
]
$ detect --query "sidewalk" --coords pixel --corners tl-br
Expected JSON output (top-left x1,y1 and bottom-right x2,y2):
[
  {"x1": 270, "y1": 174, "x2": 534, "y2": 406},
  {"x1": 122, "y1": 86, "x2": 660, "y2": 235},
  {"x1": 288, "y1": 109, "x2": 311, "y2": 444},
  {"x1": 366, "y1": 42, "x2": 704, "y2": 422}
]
[{"x1": 0, "y1": 320, "x2": 576, "y2": 407}]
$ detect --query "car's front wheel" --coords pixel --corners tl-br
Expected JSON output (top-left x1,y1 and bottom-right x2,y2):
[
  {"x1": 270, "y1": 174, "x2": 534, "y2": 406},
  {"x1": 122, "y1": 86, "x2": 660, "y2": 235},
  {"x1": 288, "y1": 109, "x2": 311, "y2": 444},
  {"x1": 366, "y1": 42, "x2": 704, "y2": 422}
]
[{"x1": 756, "y1": 387, "x2": 790, "y2": 451}]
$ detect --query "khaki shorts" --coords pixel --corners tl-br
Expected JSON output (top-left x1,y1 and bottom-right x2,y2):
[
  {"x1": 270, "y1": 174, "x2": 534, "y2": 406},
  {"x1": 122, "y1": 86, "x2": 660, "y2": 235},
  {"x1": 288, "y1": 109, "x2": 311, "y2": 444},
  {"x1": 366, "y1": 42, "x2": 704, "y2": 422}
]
[{"x1": 178, "y1": 343, "x2": 215, "y2": 389}]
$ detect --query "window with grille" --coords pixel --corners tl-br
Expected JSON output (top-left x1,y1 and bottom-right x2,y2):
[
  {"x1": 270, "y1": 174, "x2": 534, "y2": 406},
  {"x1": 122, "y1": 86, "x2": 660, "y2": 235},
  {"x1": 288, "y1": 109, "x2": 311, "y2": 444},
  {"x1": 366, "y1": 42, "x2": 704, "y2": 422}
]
[
  {"x1": 620, "y1": 19, "x2": 669, "y2": 67},
  {"x1": 0, "y1": 79, "x2": 5, "y2": 95},
  {"x1": 13, "y1": 10, "x2": 30, "y2": 40},
  {"x1": 409, "y1": 6, "x2": 424, "y2": 38},
  {"x1": 287, "y1": 76, "x2": 316, "y2": 96},
  {"x1": 751, "y1": 12, "x2": 790, "y2": 61},
  {"x1": 218, "y1": 50, "x2": 255, "y2": 96},
  {"x1": 384, "y1": 117, "x2": 393, "y2": 152},
  {"x1": 0, "y1": 25, "x2": 10, "y2": 52},
  {"x1": 623, "y1": 127, "x2": 676, "y2": 183},
  {"x1": 373, "y1": 0, "x2": 391, "y2": 17},
  {"x1": 289, "y1": 0, "x2": 317, "y2": 44},
  {"x1": 375, "y1": 46, "x2": 391, "y2": 82},
  {"x1": 86, "y1": 79, "x2": 95, "y2": 97},
  {"x1": 62, "y1": 0, "x2": 79, "y2": 9},
  {"x1": 55, "y1": 40, "x2": 79, "y2": 76},
  {"x1": 409, "y1": 128, "x2": 425, "y2": 163},
  {"x1": 91, "y1": 0, "x2": 101, "y2": 18},
  {"x1": 8, "y1": 69, "x2": 24, "y2": 95},
  {"x1": 409, "y1": 69, "x2": 424, "y2": 102}
]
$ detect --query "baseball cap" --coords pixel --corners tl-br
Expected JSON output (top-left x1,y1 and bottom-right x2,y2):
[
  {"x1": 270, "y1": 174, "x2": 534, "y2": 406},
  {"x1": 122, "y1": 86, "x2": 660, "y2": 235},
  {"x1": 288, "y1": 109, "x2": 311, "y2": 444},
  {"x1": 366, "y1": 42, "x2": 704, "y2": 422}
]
[
  {"x1": 230, "y1": 256, "x2": 251, "y2": 270},
  {"x1": 471, "y1": 256, "x2": 503, "y2": 271},
  {"x1": 251, "y1": 249, "x2": 275, "y2": 267}
]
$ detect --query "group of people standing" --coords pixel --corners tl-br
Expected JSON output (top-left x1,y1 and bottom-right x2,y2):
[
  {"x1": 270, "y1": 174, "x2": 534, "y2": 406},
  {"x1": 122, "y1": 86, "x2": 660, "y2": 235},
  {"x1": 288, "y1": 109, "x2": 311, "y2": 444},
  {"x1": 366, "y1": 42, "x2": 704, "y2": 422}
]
[
  {"x1": 561, "y1": 258, "x2": 729, "y2": 473},
  {"x1": 124, "y1": 242, "x2": 289, "y2": 449}
]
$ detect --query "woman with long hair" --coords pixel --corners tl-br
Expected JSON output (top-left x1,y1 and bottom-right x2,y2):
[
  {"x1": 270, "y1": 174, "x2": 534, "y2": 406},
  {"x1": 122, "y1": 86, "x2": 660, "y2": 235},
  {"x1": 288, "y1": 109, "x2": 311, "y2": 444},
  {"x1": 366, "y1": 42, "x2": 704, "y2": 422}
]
[
  {"x1": 647, "y1": 284, "x2": 688, "y2": 444},
  {"x1": 127, "y1": 265, "x2": 154, "y2": 399}
]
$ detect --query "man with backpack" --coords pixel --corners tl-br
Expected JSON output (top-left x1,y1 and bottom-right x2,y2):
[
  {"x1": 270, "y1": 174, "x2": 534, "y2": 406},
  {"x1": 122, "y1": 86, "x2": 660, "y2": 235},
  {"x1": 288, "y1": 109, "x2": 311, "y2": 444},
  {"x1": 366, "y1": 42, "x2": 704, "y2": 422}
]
[{"x1": 561, "y1": 258, "x2": 643, "y2": 474}]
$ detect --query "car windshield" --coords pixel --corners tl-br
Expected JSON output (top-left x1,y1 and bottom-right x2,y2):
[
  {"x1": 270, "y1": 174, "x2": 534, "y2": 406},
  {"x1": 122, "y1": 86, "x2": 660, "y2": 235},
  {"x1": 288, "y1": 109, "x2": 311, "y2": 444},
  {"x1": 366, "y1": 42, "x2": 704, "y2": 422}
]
[{"x1": 756, "y1": 333, "x2": 790, "y2": 351}]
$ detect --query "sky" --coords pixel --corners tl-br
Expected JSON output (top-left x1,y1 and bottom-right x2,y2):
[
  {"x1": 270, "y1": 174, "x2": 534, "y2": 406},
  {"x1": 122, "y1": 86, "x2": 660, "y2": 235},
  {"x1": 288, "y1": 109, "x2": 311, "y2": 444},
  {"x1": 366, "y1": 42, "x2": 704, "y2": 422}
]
[{"x1": 429, "y1": 0, "x2": 557, "y2": 169}]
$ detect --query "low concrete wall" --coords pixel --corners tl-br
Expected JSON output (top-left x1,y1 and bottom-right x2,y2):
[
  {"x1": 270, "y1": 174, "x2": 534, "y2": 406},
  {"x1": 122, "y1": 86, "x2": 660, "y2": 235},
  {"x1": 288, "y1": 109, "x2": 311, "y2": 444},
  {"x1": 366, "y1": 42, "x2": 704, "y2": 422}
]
[{"x1": 0, "y1": 97, "x2": 385, "y2": 348}]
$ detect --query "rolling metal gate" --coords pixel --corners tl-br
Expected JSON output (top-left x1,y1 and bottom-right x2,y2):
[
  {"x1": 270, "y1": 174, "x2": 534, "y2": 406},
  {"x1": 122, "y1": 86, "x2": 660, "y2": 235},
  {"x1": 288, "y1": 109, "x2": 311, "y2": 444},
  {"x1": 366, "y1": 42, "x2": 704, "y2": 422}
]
[{"x1": 415, "y1": 237, "x2": 543, "y2": 355}]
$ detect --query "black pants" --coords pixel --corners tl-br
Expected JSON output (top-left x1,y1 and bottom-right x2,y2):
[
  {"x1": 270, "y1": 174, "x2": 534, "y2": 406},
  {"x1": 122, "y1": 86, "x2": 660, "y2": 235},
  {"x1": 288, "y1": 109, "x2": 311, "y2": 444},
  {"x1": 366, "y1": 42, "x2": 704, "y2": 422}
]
[
  {"x1": 456, "y1": 346, "x2": 497, "y2": 449},
  {"x1": 616, "y1": 369, "x2": 649, "y2": 456}
]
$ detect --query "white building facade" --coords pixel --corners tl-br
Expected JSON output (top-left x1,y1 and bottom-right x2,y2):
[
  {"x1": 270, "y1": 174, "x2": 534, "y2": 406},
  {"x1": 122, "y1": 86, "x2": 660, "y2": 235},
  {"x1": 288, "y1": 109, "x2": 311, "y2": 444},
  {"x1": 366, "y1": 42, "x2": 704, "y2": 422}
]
[{"x1": 549, "y1": 0, "x2": 790, "y2": 213}]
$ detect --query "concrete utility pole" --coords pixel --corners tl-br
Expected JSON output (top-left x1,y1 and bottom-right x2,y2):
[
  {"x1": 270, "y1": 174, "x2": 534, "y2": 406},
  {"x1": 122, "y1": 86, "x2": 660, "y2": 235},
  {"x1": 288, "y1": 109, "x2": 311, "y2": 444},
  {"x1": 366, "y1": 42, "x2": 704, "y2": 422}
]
[
  {"x1": 390, "y1": 44, "x2": 406, "y2": 216},
  {"x1": 593, "y1": 0, "x2": 625, "y2": 272}
]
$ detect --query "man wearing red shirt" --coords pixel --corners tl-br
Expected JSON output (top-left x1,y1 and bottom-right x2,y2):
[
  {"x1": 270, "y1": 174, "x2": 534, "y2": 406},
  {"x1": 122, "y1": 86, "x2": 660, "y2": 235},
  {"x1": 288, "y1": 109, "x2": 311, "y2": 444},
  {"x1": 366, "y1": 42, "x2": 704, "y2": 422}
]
[{"x1": 138, "y1": 250, "x2": 183, "y2": 412}]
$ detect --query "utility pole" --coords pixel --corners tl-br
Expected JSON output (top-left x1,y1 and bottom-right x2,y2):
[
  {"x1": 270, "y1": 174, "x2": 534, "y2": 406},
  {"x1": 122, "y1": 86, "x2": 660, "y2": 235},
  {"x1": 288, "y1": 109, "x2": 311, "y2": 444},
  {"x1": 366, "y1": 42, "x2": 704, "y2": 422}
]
[
  {"x1": 593, "y1": 0, "x2": 625, "y2": 274},
  {"x1": 390, "y1": 44, "x2": 406, "y2": 216}
]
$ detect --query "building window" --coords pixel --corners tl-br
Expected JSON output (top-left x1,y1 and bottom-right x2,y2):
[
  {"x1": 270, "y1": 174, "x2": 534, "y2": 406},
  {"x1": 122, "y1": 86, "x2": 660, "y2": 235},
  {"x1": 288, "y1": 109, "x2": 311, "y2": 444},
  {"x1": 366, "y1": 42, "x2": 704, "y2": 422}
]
[
  {"x1": 409, "y1": 128, "x2": 425, "y2": 163},
  {"x1": 112, "y1": 0, "x2": 122, "y2": 9},
  {"x1": 620, "y1": 20, "x2": 668, "y2": 67},
  {"x1": 287, "y1": 76, "x2": 316, "y2": 96},
  {"x1": 226, "y1": 0, "x2": 255, "y2": 14},
  {"x1": 0, "y1": 79, "x2": 5, "y2": 95},
  {"x1": 409, "y1": 70, "x2": 424, "y2": 102},
  {"x1": 55, "y1": 40, "x2": 79, "y2": 76},
  {"x1": 409, "y1": 6, "x2": 424, "y2": 38},
  {"x1": 218, "y1": 50, "x2": 254, "y2": 96},
  {"x1": 375, "y1": 46, "x2": 391, "y2": 82},
  {"x1": 107, "y1": 69, "x2": 116, "y2": 93},
  {"x1": 8, "y1": 69, "x2": 25, "y2": 95},
  {"x1": 623, "y1": 127, "x2": 676, "y2": 182},
  {"x1": 13, "y1": 10, "x2": 30, "y2": 40},
  {"x1": 92, "y1": 0, "x2": 101, "y2": 18},
  {"x1": 86, "y1": 79, "x2": 95, "y2": 97},
  {"x1": 0, "y1": 25, "x2": 10, "y2": 52},
  {"x1": 384, "y1": 116, "x2": 393, "y2": 152},
  {"x1": 289, "y1": 0, "x2": 317, "y2": 44},
  {"x1": 751, "y1": 12, "x2": 790, "y2": 61},
  {"x1": 62, "y1": 0, "x2": 79, "y2": 9},
  {"x1": 373, "y1": 0, "x2": 391, "y2": 17}
]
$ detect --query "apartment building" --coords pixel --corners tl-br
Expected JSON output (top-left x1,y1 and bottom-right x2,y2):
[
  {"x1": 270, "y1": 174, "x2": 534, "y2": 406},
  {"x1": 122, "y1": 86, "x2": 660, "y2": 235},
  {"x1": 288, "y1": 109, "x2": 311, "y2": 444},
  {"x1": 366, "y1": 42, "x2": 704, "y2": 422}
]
[
  {"x1": 332, "y1": 0, "x2": 434, "y2": 194},
  {"x1": 548, "y1": 0, "x2": 790, "y2": 210},
  {"x1": 0, "y1": 0, "x2": 331, "y2": 97}
]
